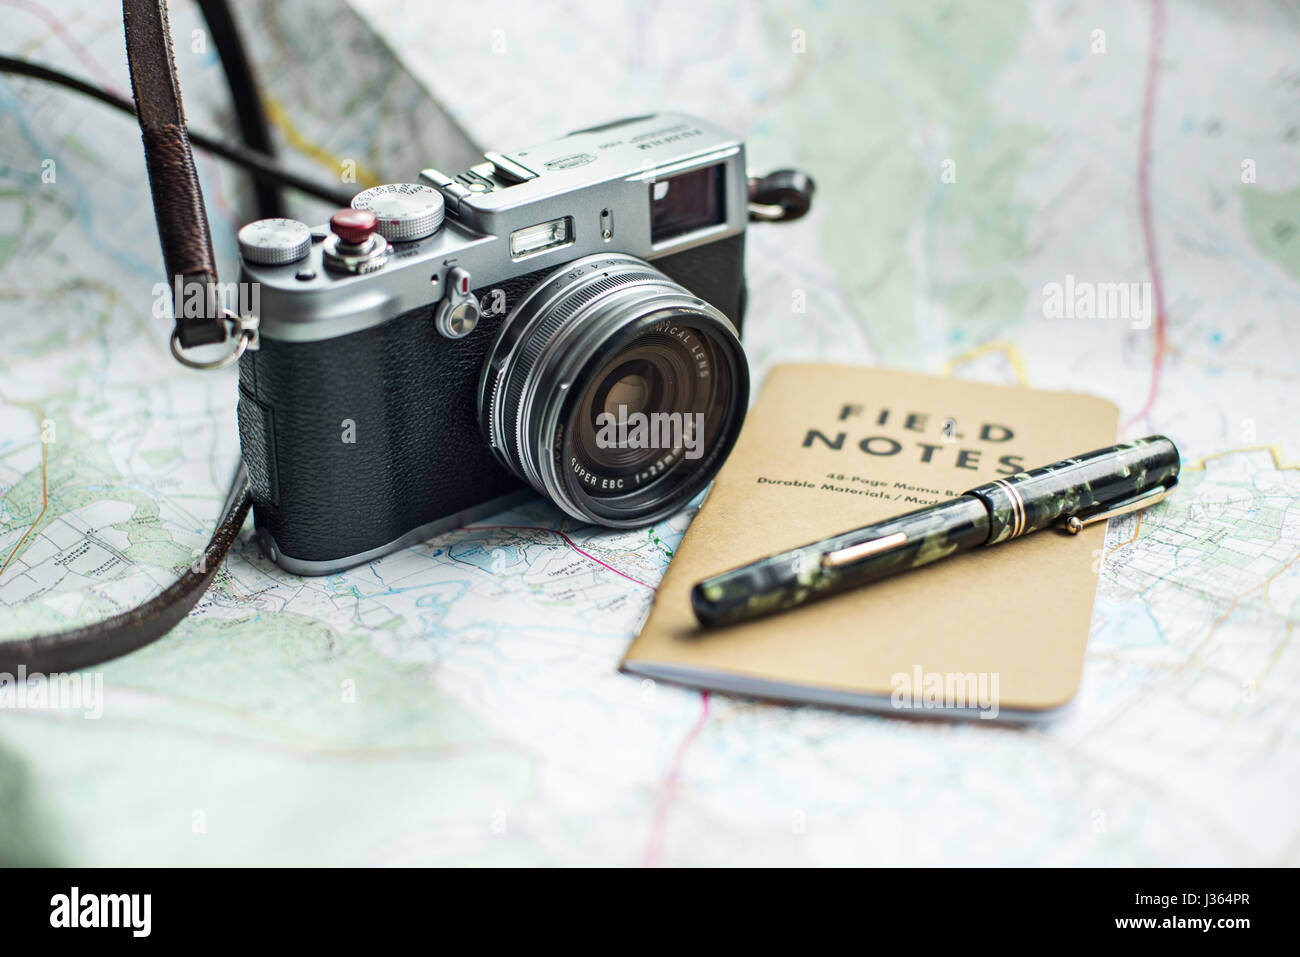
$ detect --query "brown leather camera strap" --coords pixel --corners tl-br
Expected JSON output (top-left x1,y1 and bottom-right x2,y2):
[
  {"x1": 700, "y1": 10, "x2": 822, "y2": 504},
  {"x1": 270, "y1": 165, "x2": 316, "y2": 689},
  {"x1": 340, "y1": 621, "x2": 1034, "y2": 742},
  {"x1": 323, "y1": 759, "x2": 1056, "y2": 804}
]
[
  {"x1": 0, "y1": 473, "x2": 251, "y2": 674},
  {"x1": 0, "y1": 0, "x2": 250, "y2": 674},
  {"x1": 124, "y1": 0, "x2": 226, "y2": 347}
]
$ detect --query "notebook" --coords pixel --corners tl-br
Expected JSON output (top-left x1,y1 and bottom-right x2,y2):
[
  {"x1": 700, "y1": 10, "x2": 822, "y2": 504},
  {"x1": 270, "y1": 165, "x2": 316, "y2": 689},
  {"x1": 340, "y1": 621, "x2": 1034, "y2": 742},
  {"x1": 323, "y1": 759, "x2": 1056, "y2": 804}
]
[{"x1": 622, "y1": 364, "x2": 1119, "y2": 721}]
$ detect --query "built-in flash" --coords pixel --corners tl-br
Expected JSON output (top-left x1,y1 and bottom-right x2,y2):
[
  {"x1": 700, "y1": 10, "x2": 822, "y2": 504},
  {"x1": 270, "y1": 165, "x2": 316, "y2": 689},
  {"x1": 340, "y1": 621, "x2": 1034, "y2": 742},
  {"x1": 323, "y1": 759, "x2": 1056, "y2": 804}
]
[{"x1": 509, "y1": 216, "x2": 574, "y2": 259}]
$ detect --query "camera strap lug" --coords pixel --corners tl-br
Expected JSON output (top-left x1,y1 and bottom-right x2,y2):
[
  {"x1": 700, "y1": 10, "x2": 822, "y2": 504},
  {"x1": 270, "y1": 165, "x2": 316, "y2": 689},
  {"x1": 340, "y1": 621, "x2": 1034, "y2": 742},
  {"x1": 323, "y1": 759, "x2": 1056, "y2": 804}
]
[
  {"x1": 169, "y1": 309, "x2": 260, "y2": 371},
  {"x1": 747, "y1": 169, "x2": 816, "y2": 222}
]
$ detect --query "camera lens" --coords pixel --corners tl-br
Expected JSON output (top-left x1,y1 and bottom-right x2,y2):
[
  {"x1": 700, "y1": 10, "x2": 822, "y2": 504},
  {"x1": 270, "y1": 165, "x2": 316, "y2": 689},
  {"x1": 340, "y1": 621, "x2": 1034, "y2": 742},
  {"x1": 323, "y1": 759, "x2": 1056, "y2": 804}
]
[{"x1": 479, "y1": 253, "x2": 749, "y2": 527}]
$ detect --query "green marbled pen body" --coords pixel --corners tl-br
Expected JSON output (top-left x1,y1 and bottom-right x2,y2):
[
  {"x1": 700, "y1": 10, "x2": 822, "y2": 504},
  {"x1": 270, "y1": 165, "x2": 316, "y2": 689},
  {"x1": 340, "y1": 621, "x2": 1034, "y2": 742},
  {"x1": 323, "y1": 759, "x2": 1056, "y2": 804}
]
[
  {"x1": 691, "y1": 496, "x2": 990, "y2": 627},
  {"x1": 966, "y1": 435, "x2": 1180, "y2": 544},
  {"x1": 691, "y1": 435, "x2": 1180, "y2": 628}
]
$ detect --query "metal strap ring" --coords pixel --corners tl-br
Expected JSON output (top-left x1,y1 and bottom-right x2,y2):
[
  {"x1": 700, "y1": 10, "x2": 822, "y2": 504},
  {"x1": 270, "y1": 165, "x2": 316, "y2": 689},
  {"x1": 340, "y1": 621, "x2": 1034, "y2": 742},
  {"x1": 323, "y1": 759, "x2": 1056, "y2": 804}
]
[{"x1": 169, "y1": 311, "x2": 256, "y2": 371}]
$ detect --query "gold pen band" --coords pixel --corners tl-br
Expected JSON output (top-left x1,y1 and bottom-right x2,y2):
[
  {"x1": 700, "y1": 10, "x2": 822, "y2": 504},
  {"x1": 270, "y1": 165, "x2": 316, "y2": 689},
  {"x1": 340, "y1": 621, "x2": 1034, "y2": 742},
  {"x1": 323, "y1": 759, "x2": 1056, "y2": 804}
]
[{"x1": 994, "y1": 479, "x2": 1028, "y2": 539}]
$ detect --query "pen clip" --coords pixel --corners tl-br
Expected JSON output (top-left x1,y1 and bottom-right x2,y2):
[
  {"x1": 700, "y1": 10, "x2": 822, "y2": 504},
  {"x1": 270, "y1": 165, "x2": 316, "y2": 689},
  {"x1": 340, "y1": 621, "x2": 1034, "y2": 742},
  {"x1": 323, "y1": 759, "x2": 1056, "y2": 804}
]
[{"x1": 1058, "y1": 482, "x2": 1176, "y2": 535}]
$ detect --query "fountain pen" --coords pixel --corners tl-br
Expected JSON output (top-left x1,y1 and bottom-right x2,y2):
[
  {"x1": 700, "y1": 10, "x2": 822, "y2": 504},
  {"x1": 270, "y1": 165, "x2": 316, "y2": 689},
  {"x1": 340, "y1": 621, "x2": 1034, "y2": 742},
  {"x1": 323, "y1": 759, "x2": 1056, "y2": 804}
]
[{"x1": 691, "y1": 435, "x2": 1180, "y2": 628}]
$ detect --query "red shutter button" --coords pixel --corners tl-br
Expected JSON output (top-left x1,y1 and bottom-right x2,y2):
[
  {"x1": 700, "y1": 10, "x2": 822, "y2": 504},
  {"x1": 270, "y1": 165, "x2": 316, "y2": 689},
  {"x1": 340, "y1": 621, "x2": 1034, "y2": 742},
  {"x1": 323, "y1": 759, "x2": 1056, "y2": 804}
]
[{"x1": 330, "y1": 208, "x2": 378, "y2": 245}]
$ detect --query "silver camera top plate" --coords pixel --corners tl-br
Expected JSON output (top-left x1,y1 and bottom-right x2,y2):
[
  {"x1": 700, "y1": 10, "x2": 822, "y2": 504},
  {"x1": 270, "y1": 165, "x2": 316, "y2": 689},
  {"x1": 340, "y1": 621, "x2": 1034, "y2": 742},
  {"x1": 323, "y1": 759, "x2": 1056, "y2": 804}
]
[{"x1": 239, "y1": 113, "x2": 747, "y2": 343}]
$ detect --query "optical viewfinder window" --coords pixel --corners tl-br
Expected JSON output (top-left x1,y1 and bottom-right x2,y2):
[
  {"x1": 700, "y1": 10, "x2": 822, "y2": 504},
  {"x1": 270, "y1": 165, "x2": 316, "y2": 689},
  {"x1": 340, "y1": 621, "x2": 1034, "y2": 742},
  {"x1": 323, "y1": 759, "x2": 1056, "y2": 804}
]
[{"x1": 650, "y1": 164, "x2": 725, "y2": 244}]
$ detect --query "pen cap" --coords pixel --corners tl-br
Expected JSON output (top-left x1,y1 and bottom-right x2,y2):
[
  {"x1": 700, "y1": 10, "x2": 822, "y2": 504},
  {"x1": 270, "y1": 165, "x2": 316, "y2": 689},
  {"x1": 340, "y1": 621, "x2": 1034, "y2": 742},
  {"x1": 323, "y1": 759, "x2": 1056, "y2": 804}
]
[{"x1": 966, "y1": 435, "x2": 1179, "y2": 544}]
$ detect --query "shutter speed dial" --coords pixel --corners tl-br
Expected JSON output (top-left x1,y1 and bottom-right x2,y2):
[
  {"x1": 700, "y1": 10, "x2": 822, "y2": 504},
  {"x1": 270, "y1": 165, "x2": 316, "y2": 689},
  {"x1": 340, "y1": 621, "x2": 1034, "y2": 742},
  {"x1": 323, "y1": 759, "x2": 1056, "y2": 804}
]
[{"x1": 351, "y1": 183, "x2": 446, "y2": 242}]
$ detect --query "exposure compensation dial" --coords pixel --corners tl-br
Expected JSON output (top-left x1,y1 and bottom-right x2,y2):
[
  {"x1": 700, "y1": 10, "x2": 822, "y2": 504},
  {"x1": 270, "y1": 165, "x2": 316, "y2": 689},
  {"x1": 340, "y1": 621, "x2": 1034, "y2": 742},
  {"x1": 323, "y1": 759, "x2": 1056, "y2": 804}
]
[{"x1": 237, "y1": 218, "x2": 313, "y2": 265}]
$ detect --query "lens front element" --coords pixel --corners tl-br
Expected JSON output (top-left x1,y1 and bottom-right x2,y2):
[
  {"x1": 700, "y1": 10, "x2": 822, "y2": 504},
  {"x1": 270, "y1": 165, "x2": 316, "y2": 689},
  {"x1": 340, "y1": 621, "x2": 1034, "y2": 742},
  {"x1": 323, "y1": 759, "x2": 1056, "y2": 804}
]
[{"x1": 479, "y1": 254, "x2": 748, "y2": 527}]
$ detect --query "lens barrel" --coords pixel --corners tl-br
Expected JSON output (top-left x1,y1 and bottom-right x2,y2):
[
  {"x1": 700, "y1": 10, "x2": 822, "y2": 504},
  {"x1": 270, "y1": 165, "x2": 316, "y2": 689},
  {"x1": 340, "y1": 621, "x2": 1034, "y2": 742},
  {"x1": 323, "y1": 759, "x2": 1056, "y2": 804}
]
[{"x1": 479, "y1": 254, "x2": 749, "y2": 527}]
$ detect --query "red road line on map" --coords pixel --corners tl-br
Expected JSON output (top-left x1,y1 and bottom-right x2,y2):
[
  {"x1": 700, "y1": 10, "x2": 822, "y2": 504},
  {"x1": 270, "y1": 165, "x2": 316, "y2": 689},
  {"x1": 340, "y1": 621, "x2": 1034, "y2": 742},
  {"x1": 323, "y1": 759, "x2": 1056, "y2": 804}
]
[
  {"x1": 2, "y1": 0, "x2": 125, "y2": 96},
  {"x1": 462, "y1": 524, "x2": 657, "y2": 590},
  {"x1": 1122, "y1": 0, "x2": 1169, "y2": 434},
  {"x1": 642, "y1": 691, "x2": 711, "y2": 867}
]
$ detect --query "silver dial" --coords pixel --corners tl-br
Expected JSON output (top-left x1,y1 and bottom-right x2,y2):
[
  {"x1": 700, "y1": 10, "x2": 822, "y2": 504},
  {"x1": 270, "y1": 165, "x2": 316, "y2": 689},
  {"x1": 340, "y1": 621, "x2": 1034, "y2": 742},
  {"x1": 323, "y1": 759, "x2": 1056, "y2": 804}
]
[
  {"x1": 237, "y1": 218, "x2": 312, "y2": 265},
  {"x1": 351, "y1": 183, "x2": 446, "y2": 242}
]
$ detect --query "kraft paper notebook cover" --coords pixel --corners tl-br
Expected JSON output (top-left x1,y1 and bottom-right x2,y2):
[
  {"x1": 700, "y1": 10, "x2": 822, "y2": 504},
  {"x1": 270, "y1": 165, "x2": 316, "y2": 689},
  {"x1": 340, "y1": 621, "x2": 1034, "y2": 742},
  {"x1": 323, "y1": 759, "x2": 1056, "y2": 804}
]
[{"x1": 622, "y1": 364, "x2": 1119, "y2": 721}]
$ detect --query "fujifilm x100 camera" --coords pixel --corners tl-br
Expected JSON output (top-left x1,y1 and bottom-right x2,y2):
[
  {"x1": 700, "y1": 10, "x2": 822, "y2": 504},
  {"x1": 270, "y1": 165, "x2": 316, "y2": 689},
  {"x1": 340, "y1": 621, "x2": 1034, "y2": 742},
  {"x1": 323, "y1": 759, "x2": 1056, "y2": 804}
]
[{"x1": 235, "y1": 113, "x2": 810, "y2": 574}]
